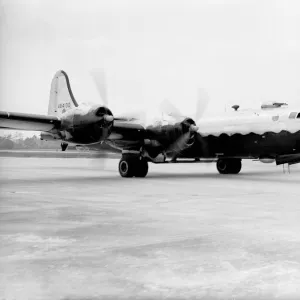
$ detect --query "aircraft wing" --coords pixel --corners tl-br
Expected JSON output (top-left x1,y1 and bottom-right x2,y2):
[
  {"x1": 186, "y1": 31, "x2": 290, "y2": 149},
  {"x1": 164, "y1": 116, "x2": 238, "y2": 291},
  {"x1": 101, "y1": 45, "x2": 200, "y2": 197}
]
[
  {"x1": 0, "y1": 111, "x2": 61, "y2": 132},
  {"x1": 108, "y1": 120, "x2": 146, "y2": 140}
]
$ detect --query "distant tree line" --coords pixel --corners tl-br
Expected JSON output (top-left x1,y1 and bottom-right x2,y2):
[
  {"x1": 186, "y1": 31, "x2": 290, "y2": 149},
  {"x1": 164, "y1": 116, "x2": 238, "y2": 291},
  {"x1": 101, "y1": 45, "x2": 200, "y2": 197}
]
[
  {"x1": 0, "y1": 133, "x2": 119, "y2": 153},
  {"x1": 0, "y1": 134, "x2": 64, "y2": 150}
]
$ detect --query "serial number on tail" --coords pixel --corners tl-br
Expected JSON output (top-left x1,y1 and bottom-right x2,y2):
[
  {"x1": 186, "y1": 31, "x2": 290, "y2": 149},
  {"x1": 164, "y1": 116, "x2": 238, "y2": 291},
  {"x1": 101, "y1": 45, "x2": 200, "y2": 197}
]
[{"x1": 58, "y1": 103, "x2": 71, "y2": 109}]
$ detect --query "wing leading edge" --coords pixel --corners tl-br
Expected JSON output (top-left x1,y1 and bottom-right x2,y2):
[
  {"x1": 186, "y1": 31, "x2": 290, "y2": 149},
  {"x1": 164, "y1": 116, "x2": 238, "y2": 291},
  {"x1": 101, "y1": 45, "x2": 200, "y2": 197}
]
[{"x1": 0, "y1": 111, "x2": 61, "y2": 132}]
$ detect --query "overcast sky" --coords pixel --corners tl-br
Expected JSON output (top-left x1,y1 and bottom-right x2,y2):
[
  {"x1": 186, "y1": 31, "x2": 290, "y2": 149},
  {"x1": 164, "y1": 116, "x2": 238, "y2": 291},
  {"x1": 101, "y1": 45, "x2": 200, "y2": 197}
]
[{"x1": 1, "y1": 0, "x2": 300, "y2": 120}]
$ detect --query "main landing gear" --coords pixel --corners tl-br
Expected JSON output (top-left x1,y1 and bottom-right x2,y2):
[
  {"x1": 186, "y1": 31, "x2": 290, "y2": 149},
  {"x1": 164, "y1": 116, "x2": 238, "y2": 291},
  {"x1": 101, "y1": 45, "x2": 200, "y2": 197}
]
[
  {"x1": 117, "y1": 155, "x2": 242, "y2": 178},
  {"x1": 61, "y1": 142, "x2": 68, "y2": 151},
  {"x1": 216, "y1": 158, "x2": 242, "y2": 174},
  {"x1": 118, "y1": 155, "x2": 149, "y2": 178}
]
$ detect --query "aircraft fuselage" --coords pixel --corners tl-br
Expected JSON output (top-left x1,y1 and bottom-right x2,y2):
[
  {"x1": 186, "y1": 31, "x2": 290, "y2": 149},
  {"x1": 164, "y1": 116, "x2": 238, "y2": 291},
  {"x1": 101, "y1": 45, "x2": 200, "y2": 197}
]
[{"x1": 183, "y1": 110, "x2": 300, "y2": 159}]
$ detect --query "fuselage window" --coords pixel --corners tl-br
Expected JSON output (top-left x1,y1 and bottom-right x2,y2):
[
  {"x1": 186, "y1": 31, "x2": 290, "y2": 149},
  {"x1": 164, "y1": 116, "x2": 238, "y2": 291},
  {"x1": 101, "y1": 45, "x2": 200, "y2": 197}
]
[
  {"x1": 289, "y1": 112, "x2": 298, "y2": 119},
  {"x1": 272, "y1": 115, "x2": 279, "y2": 121}
]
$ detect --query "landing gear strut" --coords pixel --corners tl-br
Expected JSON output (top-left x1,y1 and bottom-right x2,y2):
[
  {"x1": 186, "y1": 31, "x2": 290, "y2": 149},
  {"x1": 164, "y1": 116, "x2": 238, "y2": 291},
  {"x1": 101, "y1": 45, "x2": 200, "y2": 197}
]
[
  {"x1": 118, "y1": 156, "x2": 149, "y2": 178},
  {"x1": 217, "y1": 158, "x2": 242, "y2": 174},
  {"x1": 61, "y1": 142, "x2": 68, "y2": 151}
]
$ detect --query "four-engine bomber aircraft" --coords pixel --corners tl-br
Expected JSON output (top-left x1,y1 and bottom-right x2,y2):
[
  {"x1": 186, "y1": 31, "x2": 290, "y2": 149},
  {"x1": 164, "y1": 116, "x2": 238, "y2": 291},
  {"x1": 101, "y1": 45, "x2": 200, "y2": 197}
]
[{"x1": 1, "y1": 70, "x2": 300, "y2": 177}]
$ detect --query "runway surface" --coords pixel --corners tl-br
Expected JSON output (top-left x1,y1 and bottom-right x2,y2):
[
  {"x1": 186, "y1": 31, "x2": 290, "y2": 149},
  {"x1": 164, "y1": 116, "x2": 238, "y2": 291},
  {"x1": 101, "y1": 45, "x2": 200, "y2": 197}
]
[{"x1": 1, "y1": 157, "x2": 300, "y2": 299}]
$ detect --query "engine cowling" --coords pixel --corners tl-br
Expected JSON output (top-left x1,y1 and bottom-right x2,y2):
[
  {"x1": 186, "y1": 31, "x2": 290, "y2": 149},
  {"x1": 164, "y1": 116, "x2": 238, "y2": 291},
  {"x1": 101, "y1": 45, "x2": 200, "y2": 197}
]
[
  {"x1": 165, "y1": 118, "x2": 198, "y2": 156},
  {"x1": 144, "y1": 118, "x2": 198, "y2": 159},
  {"x1": 60, "y1": 105, "x2": 114, "y2": 144}
]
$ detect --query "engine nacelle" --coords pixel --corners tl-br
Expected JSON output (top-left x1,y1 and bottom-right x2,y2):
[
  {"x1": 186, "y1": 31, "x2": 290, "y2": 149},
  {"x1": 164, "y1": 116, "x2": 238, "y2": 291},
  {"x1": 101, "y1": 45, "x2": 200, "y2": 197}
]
[
  {"x1": 165, "y1": 134, "x2": 194, "y2": 157},
  {"x1": 144, "y1": 117, "x2": 197, "y2": 159},
  {"x1": 60, "y1": 105, "x2": 114, "y2": 144}
]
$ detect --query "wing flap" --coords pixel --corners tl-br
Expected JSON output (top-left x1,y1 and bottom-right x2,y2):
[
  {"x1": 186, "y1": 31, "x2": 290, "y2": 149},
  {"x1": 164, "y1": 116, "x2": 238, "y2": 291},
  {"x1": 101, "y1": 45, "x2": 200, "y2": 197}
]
[{"x1": 0, "y1": 111, "x2": 61, "y2": 132}]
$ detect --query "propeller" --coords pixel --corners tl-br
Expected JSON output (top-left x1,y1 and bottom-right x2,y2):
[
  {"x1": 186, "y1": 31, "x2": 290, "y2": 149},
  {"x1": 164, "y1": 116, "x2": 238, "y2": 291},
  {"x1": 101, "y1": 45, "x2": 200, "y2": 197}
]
[
  {"x1": 166, "y1": 126, "x2": 199, "y2": 157},
  {"x1": 90, "y1": 69, "x2": 108, "y2": 106},
  {"x1": 159, "y1": 98, "x2": 183, "y2": 121},
  {"x1": 160, "y1": 88, "x2": 209, "y2": 122},
  {"x1": 89, "y1": 69, "x2": 146, "y2": 169},
  {"x1": 160, "y1": 88, "x2": 210, "y2": 158},
  {"x1": 90, "y1": 69, "x2": 146, "y2": 123},
  {"x1": 89, "y1": 69, "x2": 115, "y2": 169},
  {"x1": 195, "y1": 88, "x2": 210, "y2": 120}
]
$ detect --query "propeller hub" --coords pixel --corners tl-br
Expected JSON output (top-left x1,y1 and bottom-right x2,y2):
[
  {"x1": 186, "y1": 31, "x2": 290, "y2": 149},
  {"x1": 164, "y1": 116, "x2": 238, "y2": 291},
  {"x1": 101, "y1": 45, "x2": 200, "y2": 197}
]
[
  {"x1": 190, "y1": 125, "x2": 199, "y2": 132},
  {"x1": 95, "y1": 106, "x2": 114, "y2": 124},
  {"x1": 104, "y1": 115, "x2": 114, "y2": 122}
]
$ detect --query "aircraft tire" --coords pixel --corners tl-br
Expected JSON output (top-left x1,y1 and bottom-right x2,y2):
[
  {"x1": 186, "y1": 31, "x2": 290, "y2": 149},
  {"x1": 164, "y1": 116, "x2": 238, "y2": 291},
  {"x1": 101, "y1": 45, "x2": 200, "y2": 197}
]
[
  {"x1": 118, "y1": 157, "x2": 135, "y2": 178},
  {"x1": 134, "y1": 159, "x2": 149, "y2": 178},
  {"x1": 217, "y1": 158, "x2": 242, "y2": 174},
  {"x1": 229, "y1": 159, "x2": 242, "y2": 174}
]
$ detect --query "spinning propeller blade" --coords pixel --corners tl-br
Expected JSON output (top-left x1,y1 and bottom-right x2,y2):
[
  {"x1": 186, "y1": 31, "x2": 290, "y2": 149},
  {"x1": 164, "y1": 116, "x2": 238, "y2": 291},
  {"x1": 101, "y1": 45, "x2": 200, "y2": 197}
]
[
  {"x1": 160, "y1": 89, "x2": 209, "y2": 122},
  {"x1": 89, "y1": 69, "x2": 113, "y2": 168},
  {"x1": 195, "y1": 88, "x2": 210, "y2": 120},
  {"x1": 159, "y1": 99, "x2": 183, "y2": 121},
  {"x1": 160, "y1": 88, "x2": 211, "y2": 158},
  {"x1": 166, "y1": 131, "x2": 191, "y2": 156},
  {"x1": 90, "y1": 69, "x2": 108, "y2": 106},
  {"x1": 90, "y1": 69, "x2": 146, "y2": 123}
]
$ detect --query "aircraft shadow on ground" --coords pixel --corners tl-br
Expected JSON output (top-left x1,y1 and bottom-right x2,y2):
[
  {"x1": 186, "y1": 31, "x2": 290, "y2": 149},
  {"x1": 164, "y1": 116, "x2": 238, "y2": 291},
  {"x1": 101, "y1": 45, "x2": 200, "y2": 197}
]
[
  {"x1": 3, "y1": 170, "x2": 300, "y2": 186},
  {"x1": 146, "y1": 171, "x2": 300, "y2": 184}
]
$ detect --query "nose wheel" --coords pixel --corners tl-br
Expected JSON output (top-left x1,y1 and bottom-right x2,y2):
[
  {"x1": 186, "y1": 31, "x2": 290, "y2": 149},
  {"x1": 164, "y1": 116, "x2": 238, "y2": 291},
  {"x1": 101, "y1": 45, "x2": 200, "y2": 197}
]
[{"x1": 118, "y1": 156, "x2": 149, "y2": 178}]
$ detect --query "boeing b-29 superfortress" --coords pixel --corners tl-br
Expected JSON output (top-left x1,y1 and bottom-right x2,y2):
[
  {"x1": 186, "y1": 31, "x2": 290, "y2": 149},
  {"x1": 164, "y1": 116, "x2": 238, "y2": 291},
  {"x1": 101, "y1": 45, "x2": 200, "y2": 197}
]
[{"x1": 1, "y1": 70, "x2": 300, "y2": 177}]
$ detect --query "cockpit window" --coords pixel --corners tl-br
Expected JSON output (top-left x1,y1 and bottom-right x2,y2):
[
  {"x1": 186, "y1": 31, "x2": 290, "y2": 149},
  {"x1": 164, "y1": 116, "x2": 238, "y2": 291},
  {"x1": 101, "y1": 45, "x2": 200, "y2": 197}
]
[
  {"x1": 289, "y1": 112, "x2": 298, "y2": 119},
  {"x1": 297, "y1": 113, "x2": 300, "y2": 119}
]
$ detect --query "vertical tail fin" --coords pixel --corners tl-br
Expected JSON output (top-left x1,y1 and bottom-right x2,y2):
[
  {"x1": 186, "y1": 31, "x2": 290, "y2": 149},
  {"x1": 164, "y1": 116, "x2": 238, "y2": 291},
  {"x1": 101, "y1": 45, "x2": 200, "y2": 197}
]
[{"x1": 48, "y1": 70, "x2": 78, "y2": 116}]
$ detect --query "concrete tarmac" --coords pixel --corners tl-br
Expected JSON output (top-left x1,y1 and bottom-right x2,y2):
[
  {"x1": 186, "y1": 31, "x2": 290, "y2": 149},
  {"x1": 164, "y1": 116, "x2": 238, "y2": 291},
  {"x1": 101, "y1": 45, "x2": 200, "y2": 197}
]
[{"x1": 1, "y1": 157, "x2": 300, "y2": 300}]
